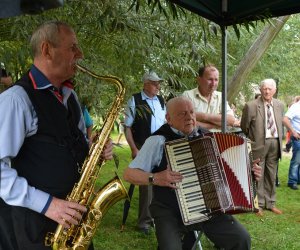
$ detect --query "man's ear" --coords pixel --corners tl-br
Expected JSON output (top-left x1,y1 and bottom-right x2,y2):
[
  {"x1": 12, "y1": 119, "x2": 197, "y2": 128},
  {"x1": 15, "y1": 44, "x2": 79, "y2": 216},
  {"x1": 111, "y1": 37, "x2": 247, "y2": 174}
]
[
  {"x1": 166, "y1": 113, "x2": 171, "y2": 124},
  {"x1": 40, "y1": 41, "x2": 52, "y2": 59}
]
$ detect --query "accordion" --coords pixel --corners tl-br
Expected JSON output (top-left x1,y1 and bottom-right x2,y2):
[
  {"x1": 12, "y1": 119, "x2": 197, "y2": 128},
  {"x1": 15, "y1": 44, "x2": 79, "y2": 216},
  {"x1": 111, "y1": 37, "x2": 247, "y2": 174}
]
[{"x1": 165, "y1": 132, "x2": 259, "y2": 225}]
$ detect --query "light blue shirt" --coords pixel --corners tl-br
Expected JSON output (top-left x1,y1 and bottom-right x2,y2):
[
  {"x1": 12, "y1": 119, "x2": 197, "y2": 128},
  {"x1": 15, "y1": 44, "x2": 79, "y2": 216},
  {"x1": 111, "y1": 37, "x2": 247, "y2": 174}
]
[
  {"x1": 129, "y1": 135, "x2": 166, "y2": 172},
  {"x1": 124, "y1": 91, "x2": 166, "y2": 133},
  {"x1": 0, "y1": 65, "x2": 86, "y2": 214},
  {"x1": 285, "y1": 101, "x2": 300, "y2": 133}
]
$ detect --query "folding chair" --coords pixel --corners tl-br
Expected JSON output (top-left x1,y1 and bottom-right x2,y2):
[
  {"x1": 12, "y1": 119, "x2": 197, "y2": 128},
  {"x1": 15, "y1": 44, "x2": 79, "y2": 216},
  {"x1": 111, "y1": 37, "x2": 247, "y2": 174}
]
[{"x1": 192, "y1": 231, "x2": 203, "y2": 250}]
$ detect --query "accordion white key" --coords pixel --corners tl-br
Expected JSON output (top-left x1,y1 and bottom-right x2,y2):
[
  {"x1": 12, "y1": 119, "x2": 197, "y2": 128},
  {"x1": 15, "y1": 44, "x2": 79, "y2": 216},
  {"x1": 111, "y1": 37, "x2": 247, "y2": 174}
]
[{"x1": 165, "y1": 132, "x2": 259, "y2": 225}]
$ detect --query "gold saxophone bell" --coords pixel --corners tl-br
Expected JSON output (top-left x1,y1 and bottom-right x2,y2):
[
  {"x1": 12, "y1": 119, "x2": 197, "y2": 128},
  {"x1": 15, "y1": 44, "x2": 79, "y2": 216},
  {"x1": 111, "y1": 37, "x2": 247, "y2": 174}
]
[{"x1": 45, "y1": 64, "x2": 129, "y2": 250}]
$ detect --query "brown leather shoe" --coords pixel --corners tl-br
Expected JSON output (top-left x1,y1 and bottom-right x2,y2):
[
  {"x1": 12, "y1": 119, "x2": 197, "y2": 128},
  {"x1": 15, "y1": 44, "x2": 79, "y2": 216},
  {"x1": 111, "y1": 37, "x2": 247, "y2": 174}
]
[
  {"x1": 270, "y1": 207, "x2": 282, "y2": 214},
  {"x1": 256, "y1": 208, "x2": 264, "y2": 217}
]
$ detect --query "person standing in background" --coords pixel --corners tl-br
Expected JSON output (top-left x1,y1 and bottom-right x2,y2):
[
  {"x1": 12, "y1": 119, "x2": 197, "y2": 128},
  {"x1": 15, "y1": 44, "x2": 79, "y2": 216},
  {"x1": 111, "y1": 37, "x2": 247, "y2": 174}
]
[
  {"x1": 283, "y1": 96, "x2": 300, "y2": 153},
  {"x1": 0, "y1": 66, "x2": 13, "y2": 92},
  {"x1": 81, "y1": 104, "x2": 94, "y2": 147},
  {"x1": 241, "y1": 78, "x2": 284, "y2": 216},
  {"x1": 123, "y1": 71, "x2": 166, "y2": 234},
  {"x1": 182, "y1": 65, "x2": 239, "y2": 131},
  {"x1": 283, "y1": 97, "x2": 300, "y2": 190}
]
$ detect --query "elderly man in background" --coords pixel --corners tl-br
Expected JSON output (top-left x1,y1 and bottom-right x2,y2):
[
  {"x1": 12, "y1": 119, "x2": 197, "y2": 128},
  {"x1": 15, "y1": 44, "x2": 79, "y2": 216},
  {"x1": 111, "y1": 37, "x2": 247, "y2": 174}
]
[
  {"x1": 241, "y1": 78, "x2": 284, "y2": 216},
  {"x1": 123, "y1": 70, "x2": 166, "y2": 234}
]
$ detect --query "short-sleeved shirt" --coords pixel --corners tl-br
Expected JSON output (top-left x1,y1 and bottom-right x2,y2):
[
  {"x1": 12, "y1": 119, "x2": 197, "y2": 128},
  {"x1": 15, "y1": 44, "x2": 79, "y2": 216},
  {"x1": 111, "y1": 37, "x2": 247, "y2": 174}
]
[
  {"x1": 285, "y1": 101, "x2": 300, "y2": 133},
  {"x1": 182, "y1": 88, "x2": 234, "y2": 116}
]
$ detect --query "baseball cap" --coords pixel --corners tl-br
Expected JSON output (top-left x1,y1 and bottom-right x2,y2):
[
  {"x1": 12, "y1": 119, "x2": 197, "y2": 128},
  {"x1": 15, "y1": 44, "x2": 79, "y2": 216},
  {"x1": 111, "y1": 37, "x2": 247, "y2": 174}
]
[{"x1": 142, "y1": 71, "x2": 164, "y2": 82}]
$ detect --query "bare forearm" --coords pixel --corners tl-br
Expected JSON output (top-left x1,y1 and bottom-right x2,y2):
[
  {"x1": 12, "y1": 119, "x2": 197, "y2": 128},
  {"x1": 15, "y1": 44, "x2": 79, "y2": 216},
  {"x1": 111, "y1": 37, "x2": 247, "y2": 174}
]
[
  {"x1": 123, "y1": 168, "x2": 150, "y2": 185},
  {"x1": 123, "y1": 167, "x2": 183, "y2": 189},
  {"x1": 283, "y1": 116, "x2": 299, "y2": 138},
  {"x1": 283, "y1": 116, "x2": 293, "y2": 132},
  {"x1": 196, "y1": 112, "x2": 236, "y2": 127},
  {"x1": 196, "y1": 121, "x2": 221, "y2": 130}
]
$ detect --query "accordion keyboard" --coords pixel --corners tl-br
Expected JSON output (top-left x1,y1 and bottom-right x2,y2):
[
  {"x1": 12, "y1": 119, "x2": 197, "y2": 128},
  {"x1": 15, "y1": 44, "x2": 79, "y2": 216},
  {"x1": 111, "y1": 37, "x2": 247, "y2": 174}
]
[{"x1": 166, "y1": 140, "x2": 209, "y2": 224}]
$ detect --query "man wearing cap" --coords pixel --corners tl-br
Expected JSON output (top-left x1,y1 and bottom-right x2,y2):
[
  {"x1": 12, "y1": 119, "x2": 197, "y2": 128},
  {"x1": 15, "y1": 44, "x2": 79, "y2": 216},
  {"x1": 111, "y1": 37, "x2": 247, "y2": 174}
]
[{"x1": 124, "y1": 70, "x2": 166, "y2": 234}]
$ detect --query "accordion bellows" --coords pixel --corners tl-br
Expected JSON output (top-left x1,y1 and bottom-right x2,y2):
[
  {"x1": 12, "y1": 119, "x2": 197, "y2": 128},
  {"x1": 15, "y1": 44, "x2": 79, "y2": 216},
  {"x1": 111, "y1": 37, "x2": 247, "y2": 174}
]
[{"x1": 165, "y1": 132, "x2": 259, "y2": 225}]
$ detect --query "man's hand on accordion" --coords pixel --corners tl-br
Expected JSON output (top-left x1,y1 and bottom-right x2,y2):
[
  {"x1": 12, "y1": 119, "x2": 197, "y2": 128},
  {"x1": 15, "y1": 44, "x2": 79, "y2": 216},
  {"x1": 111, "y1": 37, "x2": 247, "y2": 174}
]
[
  {"x1": 252, "y1": 158, "x2": 262, "y2": 181},
  {"x1": 154, "y1": 165, "x2": 183, "y2": 189}
]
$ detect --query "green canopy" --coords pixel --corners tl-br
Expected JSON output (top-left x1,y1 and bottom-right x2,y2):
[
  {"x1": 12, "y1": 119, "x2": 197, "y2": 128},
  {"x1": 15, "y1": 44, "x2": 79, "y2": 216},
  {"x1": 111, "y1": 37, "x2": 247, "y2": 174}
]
[{"x1": 170, "y1": 0, "x2": 300, "y2": 26}]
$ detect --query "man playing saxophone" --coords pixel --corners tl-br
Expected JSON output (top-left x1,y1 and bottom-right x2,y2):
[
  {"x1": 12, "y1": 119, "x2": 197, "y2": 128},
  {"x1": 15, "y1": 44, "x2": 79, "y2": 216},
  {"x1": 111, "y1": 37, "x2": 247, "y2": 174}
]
[{"x1": 0, "y1": 21, "x2": 113, "y2": 250}]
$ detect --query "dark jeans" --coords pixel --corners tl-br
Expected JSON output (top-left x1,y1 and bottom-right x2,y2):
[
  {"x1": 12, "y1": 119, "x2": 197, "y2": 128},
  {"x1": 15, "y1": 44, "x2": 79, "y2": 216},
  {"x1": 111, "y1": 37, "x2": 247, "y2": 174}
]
[{"x1": 288, "y1": 137, "x2": 300, "y2": 185}]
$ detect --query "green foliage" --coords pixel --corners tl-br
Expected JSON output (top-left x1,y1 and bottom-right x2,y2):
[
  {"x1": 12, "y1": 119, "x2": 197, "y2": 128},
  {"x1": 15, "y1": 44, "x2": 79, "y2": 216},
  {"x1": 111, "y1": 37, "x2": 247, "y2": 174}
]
[
  {"x1": 0, "y1": 0, "x2": 220, "y2": 127},
  {"x1": 1, "y1": 1, "x2": 300, "y2": 125},
  {"x1": 90, "y1": 139, "x2": 300, "y2": 250}
]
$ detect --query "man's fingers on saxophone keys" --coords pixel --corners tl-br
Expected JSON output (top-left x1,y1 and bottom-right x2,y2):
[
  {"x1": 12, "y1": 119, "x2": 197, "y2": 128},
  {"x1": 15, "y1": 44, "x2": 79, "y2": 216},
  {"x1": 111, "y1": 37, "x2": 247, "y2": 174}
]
[
  {"x1": 61, "y1": 217, "x2": 71, "y2": 229},
  {"x1": 69, "y1": 209, "x2": 82, "y2": 221},
  {"x1": 67, "y1": 207, "x2": 84, "y2": 221},
  {"x1": 67, "y1": 201, "x2": 87, "y2": 213},
  {"x1": 62, "y1": 213, "x2": 80, "y2": 227}
]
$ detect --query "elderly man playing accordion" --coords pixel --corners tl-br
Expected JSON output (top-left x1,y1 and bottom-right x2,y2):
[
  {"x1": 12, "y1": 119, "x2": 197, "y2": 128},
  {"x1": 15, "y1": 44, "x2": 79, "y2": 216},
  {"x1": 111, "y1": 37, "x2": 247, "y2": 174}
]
[{"x1": 124, "y1": 96, "x2": 261, "y2": 250}]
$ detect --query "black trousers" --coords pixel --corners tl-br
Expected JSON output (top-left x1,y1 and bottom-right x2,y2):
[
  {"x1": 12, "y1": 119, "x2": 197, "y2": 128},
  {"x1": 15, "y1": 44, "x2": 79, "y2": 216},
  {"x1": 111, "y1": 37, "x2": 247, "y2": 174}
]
[
  {"x1": 0, "y1": 202, "x2": 94, "y2": 250},
  {"x1": 150, "y1": 200, "x2": 251, "y2": 250},
  {"x1": 0, "y1": 198, "x2": 18, "y2": 250}
]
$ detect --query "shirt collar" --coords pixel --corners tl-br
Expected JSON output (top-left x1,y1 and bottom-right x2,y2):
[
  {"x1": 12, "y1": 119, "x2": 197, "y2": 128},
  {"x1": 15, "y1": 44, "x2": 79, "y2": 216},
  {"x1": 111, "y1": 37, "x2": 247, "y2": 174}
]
[
  {"x1": 141, "y1": 91, "x2": 159, "y2": 100},
  {"x1": 170, "y1": 126, "x2": 199, "y2": 138},
  {"x1": 195, "y1": 88, "x2": 217, "y2": 100},
  {"x1": 29, "y1": 64, "x2": 53, "y2": 90},
  {"x1": 29, "y1": 64, "x2": 74, "y2": 91},
  {"x1": 264, "y1": 100, "x2": 274, "y2": 107}
]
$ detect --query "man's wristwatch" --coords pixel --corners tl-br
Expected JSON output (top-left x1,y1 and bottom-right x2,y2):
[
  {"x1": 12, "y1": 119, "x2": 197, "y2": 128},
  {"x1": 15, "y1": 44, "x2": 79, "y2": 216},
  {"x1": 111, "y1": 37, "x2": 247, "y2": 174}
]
[{"x1": 148, "y1": 174, "x2": 155, "y2": 185}]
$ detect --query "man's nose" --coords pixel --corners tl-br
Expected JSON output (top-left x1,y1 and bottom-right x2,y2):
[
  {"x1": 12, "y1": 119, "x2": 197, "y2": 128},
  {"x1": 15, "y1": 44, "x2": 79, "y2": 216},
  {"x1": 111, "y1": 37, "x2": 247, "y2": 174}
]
[
  {"x1": 186, "y1": 112, "x2": 193, "y2": 119},
  {"x1": 76, "y1": 47, "x2": 84, "y2": 59}
]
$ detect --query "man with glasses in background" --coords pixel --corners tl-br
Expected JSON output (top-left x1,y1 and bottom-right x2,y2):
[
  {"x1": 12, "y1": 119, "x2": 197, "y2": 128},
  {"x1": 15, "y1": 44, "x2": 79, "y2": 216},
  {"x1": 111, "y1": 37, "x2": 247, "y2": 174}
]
[{"x1": 123, "y1": 71, "x2": 166, "y2": 234}]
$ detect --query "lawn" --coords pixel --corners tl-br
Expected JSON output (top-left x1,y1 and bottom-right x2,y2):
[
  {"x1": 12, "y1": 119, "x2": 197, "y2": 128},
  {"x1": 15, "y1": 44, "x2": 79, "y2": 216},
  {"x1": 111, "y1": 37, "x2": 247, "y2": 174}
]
[{"x1": 90, "y1": 137, "x2": 300, "y2": 250}]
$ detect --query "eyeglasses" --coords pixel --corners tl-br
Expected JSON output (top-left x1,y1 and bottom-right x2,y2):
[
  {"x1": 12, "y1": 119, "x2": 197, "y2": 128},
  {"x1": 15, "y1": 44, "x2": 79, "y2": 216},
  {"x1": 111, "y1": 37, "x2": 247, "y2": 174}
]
[
  {"x1": 148, "y1": 81, "x2": 161, "y2": 86},
  {"x1": 51, "y1": 42, "x2": 82, "y2": 53}
]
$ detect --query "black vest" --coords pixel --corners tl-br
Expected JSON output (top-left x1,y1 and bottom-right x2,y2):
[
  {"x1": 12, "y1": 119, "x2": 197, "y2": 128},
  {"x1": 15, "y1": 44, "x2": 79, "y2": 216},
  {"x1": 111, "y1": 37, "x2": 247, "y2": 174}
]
[
  {"x1": 131, "y1": 92, "x2": 165, "y2": 149},
  {"x1": 151, "y1": 124, "x2": 207, "y2": 215},
  {"x1": 11, "y1": 74, "x2": 89, "y2": 199}
]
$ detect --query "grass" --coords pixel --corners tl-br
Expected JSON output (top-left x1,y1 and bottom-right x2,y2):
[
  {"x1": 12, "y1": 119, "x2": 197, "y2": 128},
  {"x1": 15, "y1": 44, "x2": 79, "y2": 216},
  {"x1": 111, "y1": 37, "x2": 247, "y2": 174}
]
[{"x1": 89, "y1": 134, "x2": 300, "y2": 250}]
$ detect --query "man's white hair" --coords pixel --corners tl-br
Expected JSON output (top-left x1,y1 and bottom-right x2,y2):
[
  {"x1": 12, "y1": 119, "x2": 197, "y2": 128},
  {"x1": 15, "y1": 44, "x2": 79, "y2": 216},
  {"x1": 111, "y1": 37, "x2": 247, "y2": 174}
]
[
  {"x1": 260, "y1": 78, "x2": 277, "y2": 89},
  {"x1": 166, "y1": 96, "x2": 193, "y2": 113}
]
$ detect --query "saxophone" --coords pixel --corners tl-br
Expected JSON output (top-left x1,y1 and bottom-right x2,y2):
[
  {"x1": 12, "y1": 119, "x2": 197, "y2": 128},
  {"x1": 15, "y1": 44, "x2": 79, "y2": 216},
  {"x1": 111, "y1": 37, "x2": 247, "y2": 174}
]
[{"x1": 45, "y1": 64, "x2": 129, "y2": 250}]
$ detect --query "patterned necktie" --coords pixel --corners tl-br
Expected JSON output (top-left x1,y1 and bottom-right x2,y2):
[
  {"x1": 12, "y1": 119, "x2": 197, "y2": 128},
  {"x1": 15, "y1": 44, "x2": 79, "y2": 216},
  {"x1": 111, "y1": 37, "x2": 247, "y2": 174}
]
[{"x1": 267, "y1": 104, "x2": 276, "y2": 136}]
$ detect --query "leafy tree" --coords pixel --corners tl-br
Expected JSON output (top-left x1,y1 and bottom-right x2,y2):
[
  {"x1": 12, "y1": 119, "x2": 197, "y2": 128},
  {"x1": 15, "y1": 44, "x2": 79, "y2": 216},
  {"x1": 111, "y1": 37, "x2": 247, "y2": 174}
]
[
  {"x1": 0, "y1": 0, "x2": 220, "y2": 120},
  {"x1": 1, "y1": 0, "x2": 299, "y2": 123}
]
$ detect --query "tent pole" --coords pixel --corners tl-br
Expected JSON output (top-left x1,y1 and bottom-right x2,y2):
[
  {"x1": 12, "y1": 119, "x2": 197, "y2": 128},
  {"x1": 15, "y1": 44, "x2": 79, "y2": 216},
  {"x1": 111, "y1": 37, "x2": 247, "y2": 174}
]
[{"x1": 221, "y1": 25, "x2": 227, "y2": 133}]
